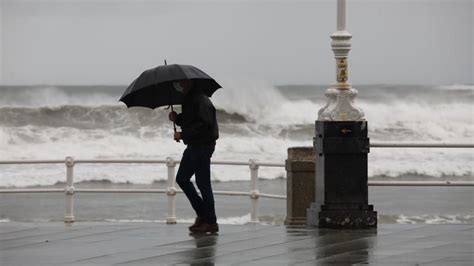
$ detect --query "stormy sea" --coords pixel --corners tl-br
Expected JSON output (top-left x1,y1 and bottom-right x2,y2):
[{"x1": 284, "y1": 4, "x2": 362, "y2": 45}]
[{"x1": 0, "y1": 83, "x2": 472, "y2": 224}]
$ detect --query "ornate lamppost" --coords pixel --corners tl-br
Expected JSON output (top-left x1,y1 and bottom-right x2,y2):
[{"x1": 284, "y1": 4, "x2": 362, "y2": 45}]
[{"x1": 307, "y1": 0, "x2": 377, "y2": 228}]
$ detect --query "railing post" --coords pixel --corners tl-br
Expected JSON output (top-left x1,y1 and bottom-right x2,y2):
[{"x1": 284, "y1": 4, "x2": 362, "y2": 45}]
[
  {"x1": 64, "y1": 156, "x2": 75, "y2": 223},
  {"x1": 166, "y1": 157, "x2": 177, "y2": 224},
  {"x1": 249, "y1": 159, "x2": 260, "y2": 224}
]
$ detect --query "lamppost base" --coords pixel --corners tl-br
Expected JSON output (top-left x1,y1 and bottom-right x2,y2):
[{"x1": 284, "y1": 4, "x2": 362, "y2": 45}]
[
  {"x1": 319, "y1": 204, "x2": 377, "y2": 229},
  {"x1": 307, "y1": 121, "x2": 377, "y2": 229}
]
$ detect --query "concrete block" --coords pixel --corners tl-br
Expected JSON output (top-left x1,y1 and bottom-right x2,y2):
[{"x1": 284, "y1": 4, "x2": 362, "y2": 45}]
[{"x1": 285, "y1": 147, "x2": 315, "y2": 225}]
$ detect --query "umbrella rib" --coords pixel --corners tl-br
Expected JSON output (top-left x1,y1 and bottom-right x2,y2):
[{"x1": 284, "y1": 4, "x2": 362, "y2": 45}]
[{"x1": 176, "y1": 64, "x2": 191, "y2": 81}]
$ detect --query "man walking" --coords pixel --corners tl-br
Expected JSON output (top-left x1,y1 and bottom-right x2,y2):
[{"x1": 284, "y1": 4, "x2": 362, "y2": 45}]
[{"x1": 168, "y1": 79, "x2": 219, "y2": 233}]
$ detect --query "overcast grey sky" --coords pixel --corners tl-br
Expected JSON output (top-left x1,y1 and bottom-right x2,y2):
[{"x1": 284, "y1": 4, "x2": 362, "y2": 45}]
[{"x1": 1, "y1": 0, "x2": 472, "y2": 85}]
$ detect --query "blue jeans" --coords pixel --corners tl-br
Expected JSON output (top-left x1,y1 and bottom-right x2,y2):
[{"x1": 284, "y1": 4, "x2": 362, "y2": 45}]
[{"x1": 176, "y1": 146, "x2": 216, "y2": 224}]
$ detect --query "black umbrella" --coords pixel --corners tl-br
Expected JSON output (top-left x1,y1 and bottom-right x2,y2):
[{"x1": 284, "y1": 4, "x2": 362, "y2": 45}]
[
  {"x1": 120, "y1": 63, "x2": 221, "y2": 109},
  {"x1": 119, "y1": 62, "x2": 222, "y2": 133}
]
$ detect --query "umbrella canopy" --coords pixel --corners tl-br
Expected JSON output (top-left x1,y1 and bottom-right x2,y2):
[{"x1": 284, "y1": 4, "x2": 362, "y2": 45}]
[{"x1": 119, "y1": 64, "x2": 222, "y2": 109}]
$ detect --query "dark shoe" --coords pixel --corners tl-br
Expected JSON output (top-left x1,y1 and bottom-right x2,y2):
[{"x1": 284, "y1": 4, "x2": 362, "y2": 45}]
[
  {"x1": 190, "y1": 222, "x2": 219, "y2": 233},
  {"x1": 188, "y1": 217, "x2": 206, "y2": 232}
]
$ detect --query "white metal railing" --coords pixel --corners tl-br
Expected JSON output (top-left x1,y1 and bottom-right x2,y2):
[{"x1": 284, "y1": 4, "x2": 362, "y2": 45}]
[
  {"x1": 371, "y1": 143, "x2": 474, "y2": 148},
  {"x1": 0, "y1": 157, "x2": 285, "y2": 224},
  {"x1": 0, "y1": 142, "x2": 472, "y2": 223},
  {"x1": 368, "y1": 181, "x2": 474, "y2": 186}
]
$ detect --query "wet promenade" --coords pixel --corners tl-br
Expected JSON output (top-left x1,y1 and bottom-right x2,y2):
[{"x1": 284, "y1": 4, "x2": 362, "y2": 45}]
[{"x1": 1, "y1": 222, "x2": 472, "y2": 265}]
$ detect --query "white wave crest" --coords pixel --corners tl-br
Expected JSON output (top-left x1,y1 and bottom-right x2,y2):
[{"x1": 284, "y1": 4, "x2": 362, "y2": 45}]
[
  {"x1": 368, "y1": 148, "x2": 473, "y2": 178},
  {"x1": 436, "y1": 84, "x2": 474, "y2": 91},
  {"x1": 213, "y1": 80, "x2": 317, "y2": 125},
  {"x1": 105, "y1": 214, "x2": 253, "y2": 225},
  {"x1": 395, "y1": 214, "x2": 474, "y2": 224},
  {"x1": 0, "y1": 127, "x2": 472, "y2": 187},
  {"x1": 0, "y1": 86, "x2": 120, "y2": 107}
]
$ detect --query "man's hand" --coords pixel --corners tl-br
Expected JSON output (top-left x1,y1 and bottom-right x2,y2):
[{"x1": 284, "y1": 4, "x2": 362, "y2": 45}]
[
  {"x1": 168, "y1": 111, "x2": 178, "y2": 122},
  {"x1": 174, "y1": 132, "x2": 182, "y2": 142}
]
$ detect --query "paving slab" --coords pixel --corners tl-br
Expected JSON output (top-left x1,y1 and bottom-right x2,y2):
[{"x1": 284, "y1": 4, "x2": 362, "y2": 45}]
[{"x1": 0, "y1": 222, "x2": 473, "y2": 265}]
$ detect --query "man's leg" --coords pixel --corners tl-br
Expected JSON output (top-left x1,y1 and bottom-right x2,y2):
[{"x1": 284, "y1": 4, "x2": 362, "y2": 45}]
[
  {"x1": 176, "y1": 148, "x2": 204, "y2": 218},
  {"x1": 194, "y1": 147, "x2": 217, "y2": 224}
]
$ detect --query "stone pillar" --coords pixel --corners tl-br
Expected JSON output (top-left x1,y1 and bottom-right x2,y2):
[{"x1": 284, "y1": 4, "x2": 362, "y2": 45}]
[
  {"x1": 307, "y1": 121, "x2": 377, "y2": 228},
  {"x1": 285, "y1": 147, "x2": 315, "y2": 225}
]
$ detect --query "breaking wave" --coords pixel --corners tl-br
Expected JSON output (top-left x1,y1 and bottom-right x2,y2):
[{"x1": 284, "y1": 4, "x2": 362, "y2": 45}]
[
  {"x1": 0, "y1": 105, "x2": 248, "y2": 129},
  {"x1": 0, "y1": 83, "x2": 472, "y2": 187},
  {"x1": 436, "y1": 84, "x2": 474, "y2": 91}
]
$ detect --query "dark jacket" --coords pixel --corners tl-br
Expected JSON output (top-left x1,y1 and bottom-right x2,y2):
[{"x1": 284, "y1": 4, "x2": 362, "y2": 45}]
[{"x1": 175, "y1": 89, "x2": 219, "y2": 146}]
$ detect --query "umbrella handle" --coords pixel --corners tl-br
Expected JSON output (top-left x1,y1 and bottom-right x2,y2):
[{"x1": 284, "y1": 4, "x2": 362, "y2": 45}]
[
  {"x1": 170, "y1": 104, "x2": 180, "y2": 142},
  {"x1": 170, "y1": 105, "x2": 177, "y2": 133},
  {"x1": 169, "y1": 81, "x2": 180, "y2": 142},
  {"x1": 173, "y1": 124, "x2": 180, "y2": 142}
]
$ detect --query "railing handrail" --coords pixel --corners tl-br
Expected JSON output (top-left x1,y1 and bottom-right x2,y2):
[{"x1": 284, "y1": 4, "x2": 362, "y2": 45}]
[
  {"x1": 368, "y1": 181, "x2": 474, "y2": 186},
  {"x1": 0, "y1": 159, "x2": 286, "y2": 167},
  {"x1": 0, "y1": 187, "x2": 285, "y2": 198},
  {"x1": 370, "y1": 143, "x2": 474, "y2": 148}
]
